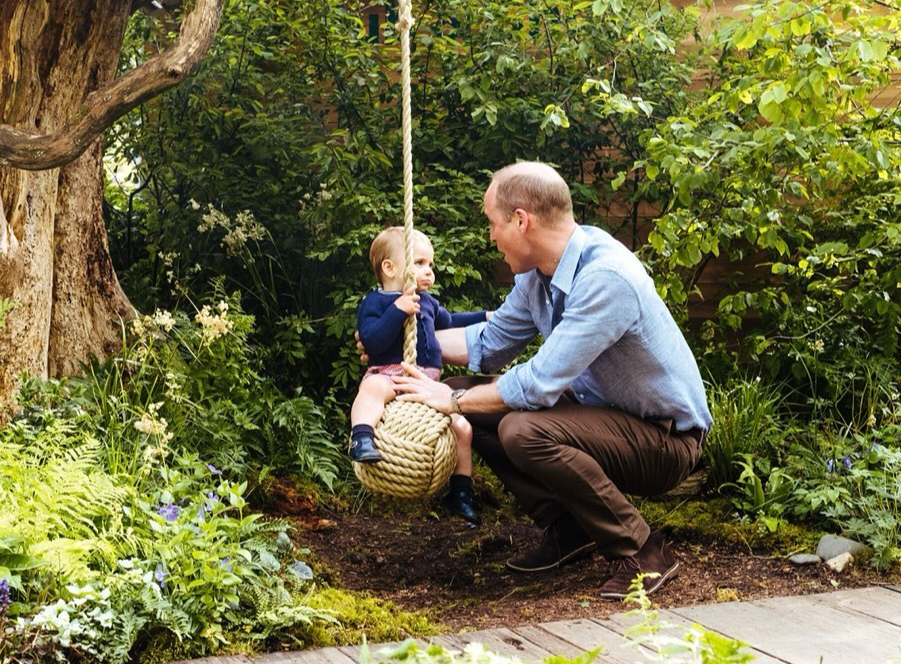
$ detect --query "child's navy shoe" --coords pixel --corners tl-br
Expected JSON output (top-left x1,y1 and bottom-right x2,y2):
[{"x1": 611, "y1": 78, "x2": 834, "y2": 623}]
[
  {"x1": 442, "y1": 489, "x2": 481, "y2": 525},
  {"x1": 349, "y1": 434, "x2": 382, "y2": 463}
]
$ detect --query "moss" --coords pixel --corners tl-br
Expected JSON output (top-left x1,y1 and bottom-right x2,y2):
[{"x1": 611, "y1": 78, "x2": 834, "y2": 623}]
[
  {"x1": 637, "y1": 497, "x2": 823, "y2": 554},
  {"x1": 293, "y1": 586, "x2": 442, "y2": 648},
  {"x1": 133, "y1": 631, "x2": 203, "y2": 664}
]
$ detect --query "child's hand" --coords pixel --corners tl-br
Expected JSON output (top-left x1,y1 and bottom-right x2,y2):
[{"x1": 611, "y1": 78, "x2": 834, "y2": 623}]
[{"x1": 393, "y1": 286, "x2": 420, "y2": 315}]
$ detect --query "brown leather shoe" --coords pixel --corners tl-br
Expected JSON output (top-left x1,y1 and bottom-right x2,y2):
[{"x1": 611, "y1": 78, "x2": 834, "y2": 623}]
[
  {"x1": 506, "y1": 515, "x2": 597, "y2": 573},
  {"x1": 598, "y1": 530, "x2": 679, "y2": 600}
]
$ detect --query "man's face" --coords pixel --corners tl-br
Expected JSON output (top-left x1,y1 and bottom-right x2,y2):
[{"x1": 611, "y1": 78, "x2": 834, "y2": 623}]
[{"x1": 485, "y1": 185, "x2": 529, "y2": 274}]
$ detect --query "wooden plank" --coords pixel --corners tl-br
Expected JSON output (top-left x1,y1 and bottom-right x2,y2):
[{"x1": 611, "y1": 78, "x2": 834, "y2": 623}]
[
  {"x1": 508, "y1": 624, "x2": 590, "y2": 658},
  {"x1": 255, "y1": 647, "x2": 357, "y2": 664},
  {"x1": 603, "y1": 609, "x2": 788, "y2": 664},
  {"x1": 431, "y1": 627, "x2": 561, "y2": 661},
  {"x1": 171, "y1": 657, "x2": 253, "y2": 664},
  {"x1": 669, "y1": 594, "x2": 901, "y2": 664},
  {"x1": 808, "y1": 587, "x2": 901, "y2": 627},
  {"x1": 537, "y1": 618, "x2": 647, "y2": 664},
  {"x1": 337, "y1": 640, "x2": 418, "y2": 663}
]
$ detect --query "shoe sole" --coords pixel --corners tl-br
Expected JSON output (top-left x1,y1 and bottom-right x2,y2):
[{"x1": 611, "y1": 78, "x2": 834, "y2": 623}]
[
  {"x1": 351, "y1": 455, "x2": 382, "y2": 464},
  {"x1": 506, "y1": 542, "x2": 597, "y2": 573},
  {"x1": 597, "y1": 561, "x2": 680, "y2": 600}
]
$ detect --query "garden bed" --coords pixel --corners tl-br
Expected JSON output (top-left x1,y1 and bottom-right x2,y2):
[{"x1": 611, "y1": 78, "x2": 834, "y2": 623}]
[{"x1": 295, "y1": 499, "x2": 900, "y2": 634}]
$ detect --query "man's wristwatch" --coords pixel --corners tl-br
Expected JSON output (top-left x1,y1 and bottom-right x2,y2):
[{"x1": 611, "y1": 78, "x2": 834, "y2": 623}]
[{"x1": 449, "y1": 388, "x2": 467, "y2": 415}]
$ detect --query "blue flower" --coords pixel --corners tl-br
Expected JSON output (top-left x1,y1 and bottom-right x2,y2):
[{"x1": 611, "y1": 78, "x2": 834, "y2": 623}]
[
  {"x1": 154, "y1": 564, "x2": 167, "y2": 589},
  {"x1": 826, "y1": 459, "x2": 835, "y2": 473},
  {"x1": 0, "y1": 577, "x2": 11, "y2": 611},
  {"x1": 158, "y1": 503, "x2": 180, "y2": 522},
  {"x1": 206, "y1": 463, "x2": 223, "y2": 476},
  {"x1": 842, "y1": 455, "x2": 853, "y2": 469}
]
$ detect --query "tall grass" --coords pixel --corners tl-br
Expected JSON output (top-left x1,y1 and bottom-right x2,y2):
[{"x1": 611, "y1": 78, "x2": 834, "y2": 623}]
[{"x1": 704, "y1": 378, "x2": 783, "y2": 490}]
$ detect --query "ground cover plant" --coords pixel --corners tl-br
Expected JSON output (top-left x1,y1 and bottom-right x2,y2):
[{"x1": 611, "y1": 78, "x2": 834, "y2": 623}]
[{"x1": 0, "y1": 0, "x2": 898, "y2": 660}]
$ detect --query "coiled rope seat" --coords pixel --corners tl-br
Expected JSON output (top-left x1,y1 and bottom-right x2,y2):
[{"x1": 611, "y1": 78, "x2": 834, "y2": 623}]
[{"x1": 352, "y1": 0, "x2": 456, "y2": 499}]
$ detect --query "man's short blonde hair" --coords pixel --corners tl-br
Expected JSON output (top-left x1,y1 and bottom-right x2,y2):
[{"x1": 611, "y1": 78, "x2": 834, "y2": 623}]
[
  {"x1": 369, "y1": 226, "x2": 430, "y2": 284},
  {"x1": 490, "y1": 162, "x2": 572, "y2": 226}
]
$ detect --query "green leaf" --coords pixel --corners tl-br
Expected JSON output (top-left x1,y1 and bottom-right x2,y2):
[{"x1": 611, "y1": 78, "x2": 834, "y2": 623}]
[
  {"x1": 734, "y1": 25, "x2": 760, "y2": 50},
  {"x1": 611, "y1": 172, "x2": 627, "y2": 190}
]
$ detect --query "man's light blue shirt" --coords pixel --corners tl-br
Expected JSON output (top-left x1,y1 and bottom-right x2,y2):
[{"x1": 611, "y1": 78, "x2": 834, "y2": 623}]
[{"x1": 465, "y1": 225, "x2": 713, "y2": 432}]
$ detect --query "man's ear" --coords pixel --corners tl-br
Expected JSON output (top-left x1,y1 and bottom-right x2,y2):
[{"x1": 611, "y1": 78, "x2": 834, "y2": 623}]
[{"x1": 514, "y1": 208, "x2": 530, "y2": 233}]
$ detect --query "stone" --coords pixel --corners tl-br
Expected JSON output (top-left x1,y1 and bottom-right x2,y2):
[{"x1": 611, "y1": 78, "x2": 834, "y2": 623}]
[
  {"x1": 816, "y1": 534, "x2": 869, "y2": 561},
  {"x1": 825, "y1": 551, "x2": 854, "y2": 573},
  {"x1": 788, "y1": 553, "x2": 822, "y2": 566}
]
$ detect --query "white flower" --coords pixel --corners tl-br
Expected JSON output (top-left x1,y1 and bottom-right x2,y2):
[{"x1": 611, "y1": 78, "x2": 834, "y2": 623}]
[
  {"x1": 131, "y1": 317, "x2": 147, "y2": 337},
  {"x1": 189, "y1": 199, "x2": 201, "y2": 210},
  {"x1": 151, "y1": 309, "x2": 176, "y2": 332},
  {"x1": 195, "y1": 304, "x2": 234, "y2": 343},
  {"x1": 134, "y1": 403, "x2": 170, "y2": 438}
]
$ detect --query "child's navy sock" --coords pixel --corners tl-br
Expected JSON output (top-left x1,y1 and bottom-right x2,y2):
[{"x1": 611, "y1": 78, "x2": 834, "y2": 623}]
[{"x1": 449, "y1": 474, "x2": 472, "y2": 494}]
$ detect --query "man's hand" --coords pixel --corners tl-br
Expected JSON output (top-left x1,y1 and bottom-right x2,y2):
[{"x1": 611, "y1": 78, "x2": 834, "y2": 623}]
[
  {"x1": 393, "y1": 362, "x2": 454, "y2": 415},
  {"x1": 393, "y1": 286, "x2": 420, "y2": 315}
]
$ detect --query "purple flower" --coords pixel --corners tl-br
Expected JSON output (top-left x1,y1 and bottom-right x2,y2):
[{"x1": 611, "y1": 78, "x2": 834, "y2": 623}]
[
  {"x1": 206, "y1": 491, "x2": 219, "y2": 502},
  {"x1": 826, "y1": 459, "x2": 835, "y2": 473},
  {"x1": 158, "y1": 503, "x2": 180, "y2": 522},
  {"x1": 206, "y1": 463, "x2": 222, "y2": 476},
  {"x1": 842, "y1": 455, "x2": 853, "y2": 469},
  {"x1": 154, "y1": 564, "x2": 167, "y2": 589},
  {"x1": 0, "y1": 577, "x2": 10, "y2": 611}
]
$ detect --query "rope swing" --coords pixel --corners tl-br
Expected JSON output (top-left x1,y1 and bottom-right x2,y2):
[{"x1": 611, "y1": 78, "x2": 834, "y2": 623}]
[{"x1": 352, "y1": 0, "x2": 457, "y2": 499}]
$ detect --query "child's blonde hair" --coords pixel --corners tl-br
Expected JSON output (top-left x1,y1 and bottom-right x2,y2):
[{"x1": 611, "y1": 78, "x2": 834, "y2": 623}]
[{"x1": 369, "y1": 226, "x2": 430, "y2": 285}]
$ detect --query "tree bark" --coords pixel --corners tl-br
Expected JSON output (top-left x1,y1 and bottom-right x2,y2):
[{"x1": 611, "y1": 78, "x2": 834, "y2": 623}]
[{"x1": 0, "y1": 0, "x2": 224, "y2": 412}]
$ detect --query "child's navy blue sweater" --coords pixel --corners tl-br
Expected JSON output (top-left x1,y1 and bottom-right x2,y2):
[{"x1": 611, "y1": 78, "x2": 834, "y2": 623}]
[{"x1": 358, "y1": 289, "x2": 487, "y2": 369}]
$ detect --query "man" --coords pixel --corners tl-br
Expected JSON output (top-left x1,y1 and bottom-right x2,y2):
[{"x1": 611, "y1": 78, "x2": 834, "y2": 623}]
[{"x1": 392, "y1": 161, "x2": 712, "y2": 600}]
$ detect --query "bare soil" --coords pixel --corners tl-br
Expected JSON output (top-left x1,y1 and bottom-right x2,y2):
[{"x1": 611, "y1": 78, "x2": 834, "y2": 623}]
[{"x1": 283, "y1": 491, "x2": 898, "y2": 633}]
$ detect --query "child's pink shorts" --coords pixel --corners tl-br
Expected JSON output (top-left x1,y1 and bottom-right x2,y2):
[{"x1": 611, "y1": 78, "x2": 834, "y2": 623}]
[{"x1": 363, "y1": 363, "x2": 441, "y2": 381}]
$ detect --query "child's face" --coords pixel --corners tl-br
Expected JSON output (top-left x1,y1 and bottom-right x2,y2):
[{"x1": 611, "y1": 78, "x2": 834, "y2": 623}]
[{"x1": 410, "y1": 239, "x2": 435, "y2": 292}]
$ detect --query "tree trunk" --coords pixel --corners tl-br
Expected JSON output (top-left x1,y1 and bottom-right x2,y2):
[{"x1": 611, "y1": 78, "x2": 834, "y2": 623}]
[{"x1": 0, "y1": 1, "x2": 136, "y2": 410}]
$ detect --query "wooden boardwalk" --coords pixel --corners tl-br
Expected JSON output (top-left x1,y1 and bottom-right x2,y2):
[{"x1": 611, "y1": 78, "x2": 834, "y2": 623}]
[{"x1": 176, "y1": 585, "x2": 901, "y2": 664}]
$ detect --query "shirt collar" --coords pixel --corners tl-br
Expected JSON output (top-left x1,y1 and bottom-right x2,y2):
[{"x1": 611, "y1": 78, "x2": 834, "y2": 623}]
[{"x1": 548, "y1": 225, "x2": 585, "y2": 295}]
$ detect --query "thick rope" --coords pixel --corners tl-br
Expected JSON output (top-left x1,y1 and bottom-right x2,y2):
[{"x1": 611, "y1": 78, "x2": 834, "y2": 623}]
[
  {"x1": 352, "y1": 1, "x2": 456, "y2": 500},
  {"x1": 398, "y1": 0, "x2": 417, "y2": 367}
]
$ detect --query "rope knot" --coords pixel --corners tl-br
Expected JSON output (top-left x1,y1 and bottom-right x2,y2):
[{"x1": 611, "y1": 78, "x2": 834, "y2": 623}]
[
  {"x1": 396, "y1": 13, "x2": 414, "y2": 33},
  {"x1": 396, "y1": 0, "x2": 415, "y2": 33}
]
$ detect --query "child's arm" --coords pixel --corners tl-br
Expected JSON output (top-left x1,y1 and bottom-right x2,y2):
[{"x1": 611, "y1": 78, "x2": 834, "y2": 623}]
[
  {"x1": 358, "y1": 289, "x2": 419, "y2": 355},
  {"x1": 433, "y1": 301, "x2": 489, "y2": 330}
]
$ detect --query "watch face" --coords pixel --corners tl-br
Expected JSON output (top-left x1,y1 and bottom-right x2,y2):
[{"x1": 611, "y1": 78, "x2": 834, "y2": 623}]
[{"x1": 452, "y1": 389, "x2": 466, "y2": 399}]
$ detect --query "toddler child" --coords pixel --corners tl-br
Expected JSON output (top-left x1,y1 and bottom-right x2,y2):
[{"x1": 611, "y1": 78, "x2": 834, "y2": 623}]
[{"x1": 350, "y1": 226, "x2": 487, "y2": 524}]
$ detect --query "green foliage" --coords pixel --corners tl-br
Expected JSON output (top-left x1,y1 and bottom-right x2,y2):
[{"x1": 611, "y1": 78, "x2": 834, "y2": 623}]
[
  {"x1": 624, "y1": 576, "x2": 754, "y2": 663},
  {"x1": 704, "y1": 377, "x2": 783, "y2": 488},
  {"x1": 624, "y1": 0, "x2": 900, "y2": 422},
  {"x1": 792, "y1": 418, "x2": 901, "y2": 569},
  {"x1": 0, "y1": 408, "x2": 336, "y2": 662},
  {"x1": 75, "y1": 290, "x2": 342, "y2": 489},
  {"x1": 106, "y1": 0, "x2": 697, "y2": 401},
  {"x1": 0, "y1": 298, "x2": 17, "y2": 331},
  {"x1": 0, "y1": 292, "x2": 347, "y2": 660},
  {"x1": 0, "y1": 413, "x2": 133, "y2": 586}
]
